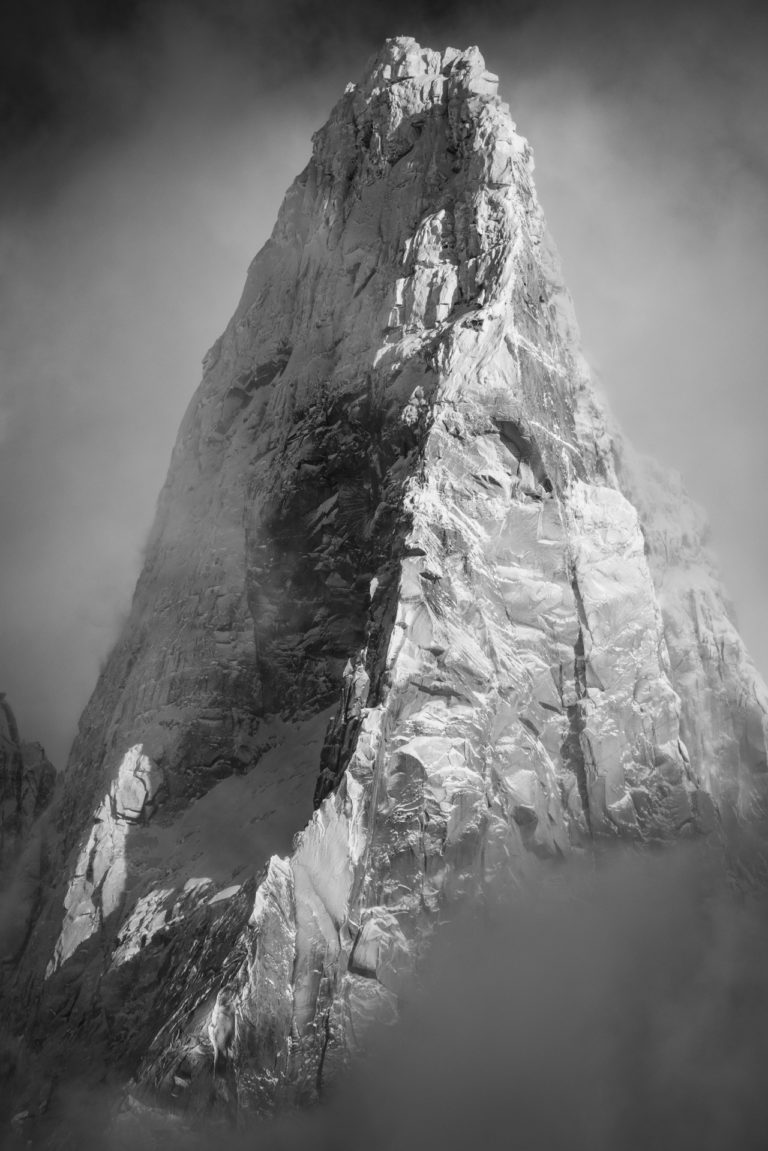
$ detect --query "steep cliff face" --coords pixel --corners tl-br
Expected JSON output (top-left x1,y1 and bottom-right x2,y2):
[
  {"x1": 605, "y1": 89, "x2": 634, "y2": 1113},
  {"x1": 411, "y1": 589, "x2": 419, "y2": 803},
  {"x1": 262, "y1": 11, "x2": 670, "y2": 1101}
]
[{"x1": 5, "y1": 37, "x2": 768, "y2": 1139}]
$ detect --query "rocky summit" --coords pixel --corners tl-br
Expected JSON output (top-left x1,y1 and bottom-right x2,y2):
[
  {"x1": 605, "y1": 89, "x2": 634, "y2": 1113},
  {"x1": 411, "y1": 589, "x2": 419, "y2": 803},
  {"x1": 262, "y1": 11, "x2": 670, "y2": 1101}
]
[{"x1": 2, "y1": 37, "x2": 768, "y2": 1144}]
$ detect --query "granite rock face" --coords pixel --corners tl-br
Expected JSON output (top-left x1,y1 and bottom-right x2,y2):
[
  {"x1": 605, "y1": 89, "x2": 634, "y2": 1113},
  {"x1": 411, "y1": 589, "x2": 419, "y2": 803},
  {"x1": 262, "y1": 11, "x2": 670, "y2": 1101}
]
[{"x1": 4, "y1": 37, "x2": 768, "y2": 1138}]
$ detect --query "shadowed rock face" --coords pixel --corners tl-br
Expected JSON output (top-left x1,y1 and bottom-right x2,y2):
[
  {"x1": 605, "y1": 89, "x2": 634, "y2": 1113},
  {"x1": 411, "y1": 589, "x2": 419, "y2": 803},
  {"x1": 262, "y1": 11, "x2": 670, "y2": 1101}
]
[
  {"x1": 1, "y1": 698, "x2": 55, "y2": 865},
  {"x1": 0, "y1": 694, "x2": 55, "y2": 1038},
  {"x1": 3, "y1": 36, "x2": 768, "y2": 1141}
]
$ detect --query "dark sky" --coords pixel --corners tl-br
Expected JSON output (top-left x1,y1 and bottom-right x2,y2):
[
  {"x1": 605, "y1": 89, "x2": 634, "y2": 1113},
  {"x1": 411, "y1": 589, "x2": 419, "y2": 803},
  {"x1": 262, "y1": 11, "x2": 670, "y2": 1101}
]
[{"x1": 1, "y1": 0, "x2": 767, "y2": 765}]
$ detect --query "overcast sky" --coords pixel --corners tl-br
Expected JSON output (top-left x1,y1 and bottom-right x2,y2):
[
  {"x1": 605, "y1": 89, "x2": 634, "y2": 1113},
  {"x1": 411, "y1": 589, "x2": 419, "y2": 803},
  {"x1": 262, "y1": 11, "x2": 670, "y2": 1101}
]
[{"x1": 1, "y1": 0, "x2": 766, "y2": 766}]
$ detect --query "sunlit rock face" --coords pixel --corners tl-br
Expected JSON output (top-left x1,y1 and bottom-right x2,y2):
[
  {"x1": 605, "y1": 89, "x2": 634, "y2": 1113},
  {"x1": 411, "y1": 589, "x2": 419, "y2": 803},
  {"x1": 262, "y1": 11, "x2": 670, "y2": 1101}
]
[{"x1": 5, "y1": 36, "x2": 768, "y2": 1136}]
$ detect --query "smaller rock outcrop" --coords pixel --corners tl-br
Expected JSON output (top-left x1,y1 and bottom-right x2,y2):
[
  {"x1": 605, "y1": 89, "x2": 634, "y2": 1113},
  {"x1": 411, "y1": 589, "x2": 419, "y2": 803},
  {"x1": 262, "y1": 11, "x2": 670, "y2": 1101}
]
[
  {"x1": 0, "y1": 695, "x2": 55, "y2": 871},
  {"x1": 208, "y1": 988, "x2": 237, "y2": 1076},
  {"x1": 0, "y1": 695, "x2": 56, "y2": 974},
  {"x1": 47, "y1": 744, "x2": 165, "y2": 975}
]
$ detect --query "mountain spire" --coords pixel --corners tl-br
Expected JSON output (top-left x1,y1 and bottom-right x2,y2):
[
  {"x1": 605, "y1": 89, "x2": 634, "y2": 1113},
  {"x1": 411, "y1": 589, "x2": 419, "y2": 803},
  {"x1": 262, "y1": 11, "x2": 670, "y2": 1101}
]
[{"x1": 3, "y1": 38, "x2": 767, "y2": 1142}]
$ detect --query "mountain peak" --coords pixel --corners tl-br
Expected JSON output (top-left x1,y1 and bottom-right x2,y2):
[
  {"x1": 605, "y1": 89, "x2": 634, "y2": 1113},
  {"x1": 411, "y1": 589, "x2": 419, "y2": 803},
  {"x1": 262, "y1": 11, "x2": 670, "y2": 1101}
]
[
  {"x1": 3, "y1": 40, "x2": 768, "y2": 1145},
  {"x1": 359, "y1": 36, "x2": 487, "y2": 81}
]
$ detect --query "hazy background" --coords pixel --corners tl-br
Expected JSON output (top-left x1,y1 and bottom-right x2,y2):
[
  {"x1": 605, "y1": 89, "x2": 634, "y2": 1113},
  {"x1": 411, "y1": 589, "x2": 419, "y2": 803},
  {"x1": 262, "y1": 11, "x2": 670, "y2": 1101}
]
[{"x1": 1, "y1": 0, "x2": 766, "y2": 767}]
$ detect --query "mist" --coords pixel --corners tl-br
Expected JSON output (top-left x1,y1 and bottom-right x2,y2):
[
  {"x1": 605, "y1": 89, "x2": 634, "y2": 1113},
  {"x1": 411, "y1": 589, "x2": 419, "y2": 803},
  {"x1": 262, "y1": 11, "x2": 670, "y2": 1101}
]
[
  {"x1": 294, "y1": 850, "x2": 768, "y2": 1151},
  {"x1": 15, "y1": 848, "x2": 768, "y2": 1149},
  {"x1": 1, "y1": 0, "x2": 767, "y2": 766}
]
